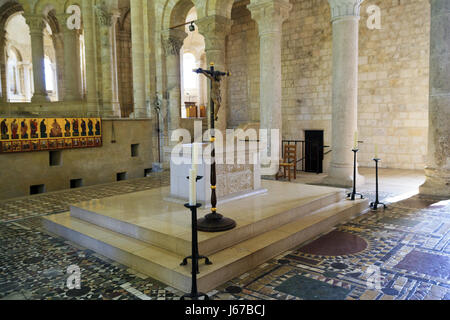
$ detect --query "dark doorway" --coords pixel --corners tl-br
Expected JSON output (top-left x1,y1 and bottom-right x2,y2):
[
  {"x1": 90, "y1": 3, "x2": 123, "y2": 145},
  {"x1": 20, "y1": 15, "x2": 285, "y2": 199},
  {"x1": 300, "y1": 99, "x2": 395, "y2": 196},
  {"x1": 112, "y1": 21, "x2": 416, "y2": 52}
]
[
  {"x1": 70, "y1": 179, "x2": 83, "y2": 189},
  {"x1": 30, "y1": 184, "x2": 45, "y2": 195},
  {"x1": 305, "y1": 130, "x2": 324, "y2": 173},
  {"x1": 117, "y1": 172, "x2": 128, "y2": 181}
]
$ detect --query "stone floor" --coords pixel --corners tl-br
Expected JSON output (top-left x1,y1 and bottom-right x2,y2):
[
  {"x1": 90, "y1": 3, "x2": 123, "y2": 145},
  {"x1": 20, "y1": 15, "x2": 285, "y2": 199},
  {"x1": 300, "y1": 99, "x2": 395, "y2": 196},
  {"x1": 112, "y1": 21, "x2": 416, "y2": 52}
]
[{"x1": 0, "y1": 169, "x2": 449, "y2": 300}]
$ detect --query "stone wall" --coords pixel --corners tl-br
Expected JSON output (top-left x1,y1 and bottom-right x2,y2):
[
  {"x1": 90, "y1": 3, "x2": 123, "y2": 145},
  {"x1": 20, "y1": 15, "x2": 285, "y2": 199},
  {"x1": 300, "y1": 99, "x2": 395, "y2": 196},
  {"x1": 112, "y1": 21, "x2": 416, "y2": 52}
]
[
  {"x1": 227, "y1": 0, "x2": 430, "y2": 170},
  {"x1": 0, "y1": 119, "x2": 154, "y2": 200}
]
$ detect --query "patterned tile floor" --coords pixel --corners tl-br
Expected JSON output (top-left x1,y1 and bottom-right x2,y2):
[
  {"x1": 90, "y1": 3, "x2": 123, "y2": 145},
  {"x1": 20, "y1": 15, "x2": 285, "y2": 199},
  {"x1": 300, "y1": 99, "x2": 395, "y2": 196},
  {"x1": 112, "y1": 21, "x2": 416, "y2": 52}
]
[{"x1": 0, "y1": 170, "x2": 449, "y2": 300}]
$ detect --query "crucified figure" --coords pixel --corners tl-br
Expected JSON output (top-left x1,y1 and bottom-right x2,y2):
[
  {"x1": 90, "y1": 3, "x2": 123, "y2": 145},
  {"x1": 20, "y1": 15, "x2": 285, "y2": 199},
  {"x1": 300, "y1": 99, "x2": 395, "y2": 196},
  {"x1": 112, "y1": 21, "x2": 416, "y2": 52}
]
[{"x1": 193, "y1": 66, "x2": 230, "y2": 121}]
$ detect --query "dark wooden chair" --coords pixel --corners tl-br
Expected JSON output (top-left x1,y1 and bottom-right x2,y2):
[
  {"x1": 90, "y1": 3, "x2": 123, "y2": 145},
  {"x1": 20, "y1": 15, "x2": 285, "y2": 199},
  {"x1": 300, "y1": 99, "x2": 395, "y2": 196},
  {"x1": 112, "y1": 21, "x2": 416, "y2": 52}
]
[{"x1": 276, "y1": 144, "x2": 297, "y2": 181}]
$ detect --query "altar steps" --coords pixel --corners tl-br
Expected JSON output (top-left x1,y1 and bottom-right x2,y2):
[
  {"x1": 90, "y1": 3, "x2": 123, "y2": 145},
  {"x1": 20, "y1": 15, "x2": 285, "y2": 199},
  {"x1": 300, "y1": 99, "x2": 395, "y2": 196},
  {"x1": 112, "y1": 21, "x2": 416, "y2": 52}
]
[
  {"x1": 43, "y1": 197, "x2": 368, "y2": 293},
  {"x1": 69, "y1": 190, "x2": 345, "y2": 257}
]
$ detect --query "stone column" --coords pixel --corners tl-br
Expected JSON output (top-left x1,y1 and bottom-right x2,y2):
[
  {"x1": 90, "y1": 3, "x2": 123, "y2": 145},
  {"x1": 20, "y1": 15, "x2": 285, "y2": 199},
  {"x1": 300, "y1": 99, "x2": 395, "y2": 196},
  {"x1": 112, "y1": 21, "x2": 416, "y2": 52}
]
[
  {"x1": 52, "y1": 33, "x2": 65, "y2": 100},
  {"x1": 81, "y1": 0, "x2": 99, "y2": 116},
  {"x1": 321, "y1": 0, "x2": 364, "y2": 188},
  {"x1": 420, "y1": 0, "x2": 450, "y2": 198},
  {"x1": 0, "y1": 30, "x2": 7, "y2": 102},
  {"x1": 162, "y1": 29, "x2": 186, "y2": 141},
  {"x1": 58, "y1": 13, "x2": 81, "y2": 101},
  {"x1": 248, "y1": 0, "x2": 291, "y2": 173},
  {"x1": 130, "y1": 0, "x2": 148, "y2": 118},
  {"x1": 24, "y1": 15, "x2": 50, "y2": 103},
  {"x1": 196, "y1": 15, "x2": 232, "y2": 132},
  {"x1": 95, "y1": 7, "x2": 120, "y2": 117}
]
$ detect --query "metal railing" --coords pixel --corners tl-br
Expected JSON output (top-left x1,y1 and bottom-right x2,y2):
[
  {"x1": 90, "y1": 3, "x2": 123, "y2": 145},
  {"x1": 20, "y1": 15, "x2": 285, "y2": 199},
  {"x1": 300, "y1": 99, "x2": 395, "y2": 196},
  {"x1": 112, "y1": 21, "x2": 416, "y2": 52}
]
[{"x1": 282, "y1": 140, "x2": 331, "y2": 174}]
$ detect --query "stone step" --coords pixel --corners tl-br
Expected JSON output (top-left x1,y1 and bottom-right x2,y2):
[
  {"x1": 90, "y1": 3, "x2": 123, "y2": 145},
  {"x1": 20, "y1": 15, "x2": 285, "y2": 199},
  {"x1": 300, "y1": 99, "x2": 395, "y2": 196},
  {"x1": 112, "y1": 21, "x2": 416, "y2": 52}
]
[
  {"x1": 43, "y1": 198, "x2": 368, "y2": 293},
  {"x1": 70, "y1": 190, "x2": 345, "y2": 257}
]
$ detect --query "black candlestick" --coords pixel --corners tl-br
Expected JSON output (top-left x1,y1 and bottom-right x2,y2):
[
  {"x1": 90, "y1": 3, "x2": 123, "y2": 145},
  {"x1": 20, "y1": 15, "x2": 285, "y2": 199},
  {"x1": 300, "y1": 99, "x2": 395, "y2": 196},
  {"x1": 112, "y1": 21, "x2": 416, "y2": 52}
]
[
  {"x1": 194, "y1": 64, "x2": 236, "y2": 232},
  {"x1": 370, "y1": 158, "x2": 387, "y2": 210},
  {"x1": 347, "y1": 149, "x2": 364, "y2": 201},
  {"x1": 180, "y1": 202, "x2": 212, "y2": 301}
]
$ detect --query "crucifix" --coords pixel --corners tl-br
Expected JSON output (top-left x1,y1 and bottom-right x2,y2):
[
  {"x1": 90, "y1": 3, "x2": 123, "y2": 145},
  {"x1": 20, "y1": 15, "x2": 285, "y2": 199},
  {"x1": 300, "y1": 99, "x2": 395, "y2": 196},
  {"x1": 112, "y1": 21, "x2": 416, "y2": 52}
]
[{"x1": 193, "y1": 63, "x2": 236, "y2": 232}]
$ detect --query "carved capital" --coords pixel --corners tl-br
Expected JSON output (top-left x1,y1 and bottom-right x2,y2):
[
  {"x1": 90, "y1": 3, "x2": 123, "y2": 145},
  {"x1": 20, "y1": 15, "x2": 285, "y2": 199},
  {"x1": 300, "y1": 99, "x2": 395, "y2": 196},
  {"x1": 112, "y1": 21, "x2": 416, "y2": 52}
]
[
  {"x1": 327, "y1": 0, "x2": 364, "y2": 21},
  {"x1": 24, "y1": 15, "x2": 46, "y2": 34},
  {"x1": 196, "y1": 15, "x2": 232, "y2": 51},
  {"x1": 248, "y1": 0, "x2": 292, "y2": 35},
  {"x1": 94, "y1": 5, "x2": 114, "y2": 27},
  {"x1": 162, "y1": 29, "x2": 186, "y2": 56}
]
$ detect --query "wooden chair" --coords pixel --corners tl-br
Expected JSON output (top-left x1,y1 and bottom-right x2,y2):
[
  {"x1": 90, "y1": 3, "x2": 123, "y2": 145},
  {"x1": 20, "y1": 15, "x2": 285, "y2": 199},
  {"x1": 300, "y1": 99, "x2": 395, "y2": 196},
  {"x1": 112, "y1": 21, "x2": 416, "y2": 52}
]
[{"x1": 276, "y1": 144, "x2": 297, "y2": 181}]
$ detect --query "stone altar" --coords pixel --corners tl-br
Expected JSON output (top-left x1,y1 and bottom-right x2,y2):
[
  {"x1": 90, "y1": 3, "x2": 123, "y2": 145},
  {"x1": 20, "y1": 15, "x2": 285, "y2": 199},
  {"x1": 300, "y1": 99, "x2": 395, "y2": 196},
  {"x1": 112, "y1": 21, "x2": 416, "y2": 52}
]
[{"x1": 168, "y1": 142, "x2": 265, "y2": 205}]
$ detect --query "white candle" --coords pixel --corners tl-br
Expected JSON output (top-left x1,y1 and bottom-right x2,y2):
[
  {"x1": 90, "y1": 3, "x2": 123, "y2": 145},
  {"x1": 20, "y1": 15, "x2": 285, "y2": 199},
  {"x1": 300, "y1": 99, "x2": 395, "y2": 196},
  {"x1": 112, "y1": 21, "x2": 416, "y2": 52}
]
[
  {"x1": 375, "y1": 144, "x2": 378, "y2": 158},
  {"x1": 354, "y1": 131, "x2": 358, "y2": 150},
  {"x1": 192, "y1": 143, "x2": 199, "y2": 173},
  {"x1": 189, "y1": 168, "x2": 196, "y2": 206}
]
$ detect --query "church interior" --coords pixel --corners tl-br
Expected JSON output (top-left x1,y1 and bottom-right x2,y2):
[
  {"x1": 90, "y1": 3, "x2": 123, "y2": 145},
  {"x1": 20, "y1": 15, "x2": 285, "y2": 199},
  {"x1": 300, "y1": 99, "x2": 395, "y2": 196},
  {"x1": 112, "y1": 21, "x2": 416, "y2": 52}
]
[{"x1": 0, "y1": 0, "x2": 449, "y2": 301}]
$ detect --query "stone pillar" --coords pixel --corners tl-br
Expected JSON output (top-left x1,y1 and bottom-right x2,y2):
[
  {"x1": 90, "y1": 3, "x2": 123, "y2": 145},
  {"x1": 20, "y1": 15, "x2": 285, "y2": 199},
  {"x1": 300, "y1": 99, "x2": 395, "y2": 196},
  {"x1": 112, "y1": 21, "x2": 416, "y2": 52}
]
[
  {"x1": 196, "y1": 15, "x2": 232, "y2": 132},
  {"x1": 248, "y1": 0, "x2": 291, "y2": 172},
  {"x1": 130, "y1": 0, "x2": 148, "y2": 118},
  {"x1": 0, "y1": 30, "x2": 7, "y2": 102},
  {"x1": 95, "y1": 7, "x2": 120, "y2": 117},
  {"x1": 81, "y1": 0, "x2": 99, "y2": 116},
  {"x1": 420, "y1": 0, "x2": 450, "y2": 198},
  {"x1": 24, "y1": 15, "x2": 50, "y2": 103},
  {"x1": 58, "y1": 13, "x2": 81, "y2": 101},
  {"x1": 321, "y1": 0, "x2": 364, "y2": 188},
  {"x1": 162, "y1": 29, "x2": 186, "y2": 141},
  {"x1": 52, "y1": 33, "x2": 65, "y2": 101}
]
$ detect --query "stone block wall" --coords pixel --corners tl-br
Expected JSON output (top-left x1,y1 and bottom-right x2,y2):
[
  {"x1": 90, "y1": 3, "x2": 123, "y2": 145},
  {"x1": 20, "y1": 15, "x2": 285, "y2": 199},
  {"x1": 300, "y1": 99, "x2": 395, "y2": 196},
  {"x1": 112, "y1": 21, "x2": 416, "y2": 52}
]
[{"x1": 226, "y1": 0, "x2": 430, "y2": 170}]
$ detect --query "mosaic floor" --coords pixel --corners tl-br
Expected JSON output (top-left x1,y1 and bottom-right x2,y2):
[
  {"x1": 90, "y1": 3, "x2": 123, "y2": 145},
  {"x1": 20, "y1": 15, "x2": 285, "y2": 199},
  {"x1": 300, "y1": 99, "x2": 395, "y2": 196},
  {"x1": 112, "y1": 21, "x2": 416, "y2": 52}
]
[{"x1": 0, "y1": 170, "x2": 449, "y2": 300}]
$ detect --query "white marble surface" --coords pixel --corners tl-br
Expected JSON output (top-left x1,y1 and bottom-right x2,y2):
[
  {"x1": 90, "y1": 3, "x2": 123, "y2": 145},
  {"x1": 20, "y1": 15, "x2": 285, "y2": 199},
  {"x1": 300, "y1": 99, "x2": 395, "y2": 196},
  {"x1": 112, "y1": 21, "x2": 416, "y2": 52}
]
[{"x1": 169, "y1": 143, "x2": 262, "y2": 204}]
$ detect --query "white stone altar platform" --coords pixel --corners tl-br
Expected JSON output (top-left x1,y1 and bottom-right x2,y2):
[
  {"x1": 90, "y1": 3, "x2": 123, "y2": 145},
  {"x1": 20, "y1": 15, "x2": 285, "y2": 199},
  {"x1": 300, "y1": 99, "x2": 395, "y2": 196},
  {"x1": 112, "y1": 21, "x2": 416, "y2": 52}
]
[
  {"x1": 43, "y1": 181, "x2": 368, "y2": 293},
  {"x1": 167, "y1": 143, "x2": 265, "y2": 206}
]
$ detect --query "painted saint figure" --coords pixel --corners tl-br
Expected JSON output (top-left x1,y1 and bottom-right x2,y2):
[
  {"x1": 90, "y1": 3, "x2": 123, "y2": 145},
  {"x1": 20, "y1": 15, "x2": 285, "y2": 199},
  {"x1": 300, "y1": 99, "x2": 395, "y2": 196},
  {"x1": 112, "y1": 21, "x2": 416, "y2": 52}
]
[
  {"x1": 40, "y1": 119, "x2": 47, "y2": 138},
  {"x1": 64, "y1": 119, "x2": 71, "y2": 137},
  {"x1": 81, "y1": 120, "x2": 86, "y2": 137},
  {"x1": 95, "y1": 120, "x2": 101, "y2": 136},
  {"x1": 21, "y1": 120, "x2": 28, "y2": 139},
  {"x1": 88, "y1": 119, "x2": 94, "y2": 136},
  {"x1": 11, "y1": 119, "x2": 19, "y2": 140},
  {"x1": 72, "y1": 119, "x2": 79, "y2": 137},
  {"x1": 30, "y1": 119, "x2": 38, "y2": 139},
  {"x1": 1, "y1": 119, "x2": 9, "y2": 140},
  {"x1": 50, "y1": 119, "x2": 62, "y2": 138}
]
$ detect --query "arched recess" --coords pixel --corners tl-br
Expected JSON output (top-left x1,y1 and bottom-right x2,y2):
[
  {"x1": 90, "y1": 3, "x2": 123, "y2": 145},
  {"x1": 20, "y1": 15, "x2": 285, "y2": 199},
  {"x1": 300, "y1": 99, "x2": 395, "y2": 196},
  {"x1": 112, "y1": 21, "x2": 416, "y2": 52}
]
[
  {"x1": 4, "y1": 13, "x2": 33, "y2": 102},
  {"x1": 0, "y1": 1, "x2": 24, "y2": 101},
  {"x1": 162, "y1": 0, "x2": 196, "y2": 30},
  {"x1": 180, "y1": 6, "x2": 207, "y2": 118}
]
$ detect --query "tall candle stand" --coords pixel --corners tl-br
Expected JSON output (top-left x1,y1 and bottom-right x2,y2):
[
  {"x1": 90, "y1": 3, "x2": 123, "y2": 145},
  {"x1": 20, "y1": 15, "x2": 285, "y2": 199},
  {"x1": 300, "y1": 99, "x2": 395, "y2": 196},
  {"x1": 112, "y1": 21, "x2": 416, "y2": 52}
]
[
  {"x1": 370, "y1": 158, "x2": 387, "y2": 210},
  {"x1": 347, "y1": 149, "x2": 364, "y2": 201},
  {"x1": 194, "y1": 64, "x2": 236, "y2": 232},
  {"x1": 180, "y1": 177, "x2": 212, "y2": 300}
]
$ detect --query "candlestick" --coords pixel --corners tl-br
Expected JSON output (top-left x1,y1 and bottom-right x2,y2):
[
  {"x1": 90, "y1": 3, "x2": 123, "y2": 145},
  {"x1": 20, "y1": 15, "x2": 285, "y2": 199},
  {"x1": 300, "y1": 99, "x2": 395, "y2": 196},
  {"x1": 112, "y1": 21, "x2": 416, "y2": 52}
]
[
  {"x1": 189, "y1": 169, "x2": 196, "y2": 206},
  {"x1": 354, "y1": 131, "x2": 358, "y2": 150}
]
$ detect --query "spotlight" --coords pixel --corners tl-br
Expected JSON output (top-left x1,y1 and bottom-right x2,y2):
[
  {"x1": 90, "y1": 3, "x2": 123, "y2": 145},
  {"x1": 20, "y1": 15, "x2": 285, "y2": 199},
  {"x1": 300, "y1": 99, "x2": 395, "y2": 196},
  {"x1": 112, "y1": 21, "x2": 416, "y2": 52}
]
[{"x1": 189, "y1": 22, "x2": 195, "y2": 32}]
